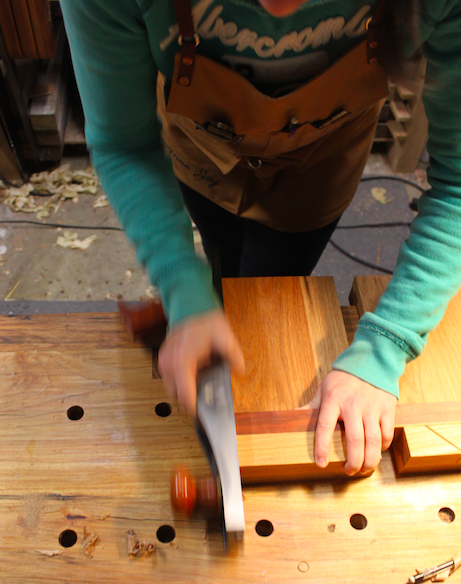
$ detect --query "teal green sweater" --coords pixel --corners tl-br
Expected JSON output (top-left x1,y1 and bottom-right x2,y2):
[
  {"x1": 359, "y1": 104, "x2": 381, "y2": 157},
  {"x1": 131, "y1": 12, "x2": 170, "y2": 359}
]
[{"x1": 61, "y1": 0, "x2": 461, "y2": 399}]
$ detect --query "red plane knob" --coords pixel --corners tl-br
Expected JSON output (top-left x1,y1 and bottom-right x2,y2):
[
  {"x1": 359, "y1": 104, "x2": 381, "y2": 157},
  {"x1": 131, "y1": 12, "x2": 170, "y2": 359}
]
[{"x1": 171, "y1": 468, "x2": 219, "y2": 516}]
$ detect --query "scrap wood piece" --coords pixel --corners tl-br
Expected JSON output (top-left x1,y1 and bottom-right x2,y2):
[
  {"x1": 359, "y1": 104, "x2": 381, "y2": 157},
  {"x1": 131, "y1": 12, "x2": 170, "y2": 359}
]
[
  {"x1": 389, "y1": 99, "x2": 412, "y2": 123},
  {"x1": 126, "y1": 529, "x2": 155, "y2": 557},
  {"x1": 82, "y1": 526, "x2": 98, "y2": 558}
]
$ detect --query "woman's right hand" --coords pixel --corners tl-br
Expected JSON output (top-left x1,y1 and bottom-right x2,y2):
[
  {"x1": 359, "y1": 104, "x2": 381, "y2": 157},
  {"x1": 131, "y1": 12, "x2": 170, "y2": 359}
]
[{"x1": 158, "y1": 310, "x2": 245, "y2": 416}]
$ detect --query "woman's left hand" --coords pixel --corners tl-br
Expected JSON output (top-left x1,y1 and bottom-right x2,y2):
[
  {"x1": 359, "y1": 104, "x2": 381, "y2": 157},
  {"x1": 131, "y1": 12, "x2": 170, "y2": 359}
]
[{"x1": 302, "y1": 370, "x2": 397, "y2": 475}]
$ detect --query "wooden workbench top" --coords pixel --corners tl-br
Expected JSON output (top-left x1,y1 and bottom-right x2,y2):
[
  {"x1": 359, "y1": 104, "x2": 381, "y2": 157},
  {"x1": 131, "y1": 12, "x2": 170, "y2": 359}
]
[{"x1": 1, "y1": 278, "x2": 461, "y2": 583}]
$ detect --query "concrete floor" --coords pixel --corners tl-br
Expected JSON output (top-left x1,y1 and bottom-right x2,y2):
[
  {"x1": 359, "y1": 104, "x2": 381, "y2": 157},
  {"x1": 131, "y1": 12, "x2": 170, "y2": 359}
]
[
  {"x1": 0, "y1": 155, "x2": 151, "y2": 307},
  {"x1": 0, "y1": 151, "x2": 428, "y2": 313}
]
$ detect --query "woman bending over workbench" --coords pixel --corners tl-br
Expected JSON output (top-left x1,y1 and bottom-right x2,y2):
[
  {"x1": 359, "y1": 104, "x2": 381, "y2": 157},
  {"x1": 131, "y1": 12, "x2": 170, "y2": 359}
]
[{"x1": 61, "y1": 0, "x2": 461, "y2": 475}]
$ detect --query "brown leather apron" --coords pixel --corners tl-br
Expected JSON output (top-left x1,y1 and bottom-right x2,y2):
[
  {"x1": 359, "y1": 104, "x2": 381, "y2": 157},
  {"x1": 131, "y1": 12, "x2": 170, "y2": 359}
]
[{"x1": 157, "y1": 0, "x2": 389, "y2": 232}]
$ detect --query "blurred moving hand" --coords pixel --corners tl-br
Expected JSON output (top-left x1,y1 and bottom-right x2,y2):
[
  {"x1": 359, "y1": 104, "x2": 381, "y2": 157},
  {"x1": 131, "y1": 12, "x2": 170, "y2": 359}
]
[{"x1": 158, "y1": 310, "x2": 245, "y2": 416}]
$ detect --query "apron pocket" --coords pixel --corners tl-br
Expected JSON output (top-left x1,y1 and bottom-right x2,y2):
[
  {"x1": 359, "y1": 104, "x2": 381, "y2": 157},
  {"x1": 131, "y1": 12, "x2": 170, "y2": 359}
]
[{"x1": 264, "y1": 109, "x2": 355, "y2": 158}]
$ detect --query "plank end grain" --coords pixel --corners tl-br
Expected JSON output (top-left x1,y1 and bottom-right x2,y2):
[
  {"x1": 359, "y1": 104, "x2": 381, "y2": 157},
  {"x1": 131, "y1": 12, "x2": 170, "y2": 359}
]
[
  {"x1": 392, "y1": 424, "x2": 461, "y2": 475},
  {"x1": 349, "y1": 275, "x2": 391, "y2": 317}
]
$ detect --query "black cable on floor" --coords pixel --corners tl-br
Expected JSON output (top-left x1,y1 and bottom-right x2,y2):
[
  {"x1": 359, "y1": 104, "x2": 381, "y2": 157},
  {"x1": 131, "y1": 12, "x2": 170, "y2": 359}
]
[
  {"x1": 360, "y1": 174, "x2": 425, "y2": 192},
  {"x1": 337, "y1": 221, "x2": 411, "y2": 229},
  {"x1": 328, "y1": 174, "x2": 424, "y2": 274},
  {"x1": 0, "y1": 219, "x2": 123, "y2": 231},
  {"x1": 329, "y1": 239, "x2": 394, "y2": 275},
  {"x1": 0, "y1": 174, "x2": 426, "y2": 274}
]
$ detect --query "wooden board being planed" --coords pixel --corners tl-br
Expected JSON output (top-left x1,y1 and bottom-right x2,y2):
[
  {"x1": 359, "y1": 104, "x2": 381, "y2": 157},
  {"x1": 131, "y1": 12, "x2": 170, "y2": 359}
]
[
  {"x1": 2, "y1": 308, "x2": 461, "y2": 583},
  {"x1": 222, "y1": 276, "x2": 349, "y2": 412},
  {"x1": 225, "y1": 275, "x2": 461, "y2": 480}
]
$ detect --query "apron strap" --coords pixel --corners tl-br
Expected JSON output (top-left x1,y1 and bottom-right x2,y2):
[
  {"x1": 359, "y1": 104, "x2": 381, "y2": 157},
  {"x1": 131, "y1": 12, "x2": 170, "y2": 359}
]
[
  {"x1": 366, "y1": 0, "x2": 387, "y2": 65},
  {"x1": 171, "y1": 0, "x2": 387, "y2": 82},
  {"x1": 172, "y1": 0, "x2": 199, "y2": 86}
]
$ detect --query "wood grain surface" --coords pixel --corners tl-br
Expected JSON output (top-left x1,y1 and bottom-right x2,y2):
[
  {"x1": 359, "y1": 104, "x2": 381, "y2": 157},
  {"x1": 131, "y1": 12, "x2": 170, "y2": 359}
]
[
  {"x1": 0, "y1": 0, "x2": 23, "y2": 58},
  {"x1": 9, "y1": 0, "x2": 37, "y2": 58},
  {"x1": 2, "y1": 311, "x2": 461, "y2": 582},
  {"x1": 27, "y1": 0, "x2": 56, "y2": 58},
  {"x1": 350, "y1": 275, "x2": 461, "y2": 404},
  {"x1": 222, "y1": 276, "x2": 348, "y2": 412}
]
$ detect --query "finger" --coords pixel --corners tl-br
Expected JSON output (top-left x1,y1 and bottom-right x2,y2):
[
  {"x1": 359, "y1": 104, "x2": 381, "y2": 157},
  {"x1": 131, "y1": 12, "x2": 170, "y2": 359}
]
[
  {"x1": 343, "y1": 414, "x2": 365, "y2": 476},
  {"x1": 380, "y1": 412, "x2": 396, "y2": 451},
  {"x1": 314, "y1": 395, "x2": 341, "y2": 468},
  {"x1": 158, "y1": 346, "x2": 177, "y2": 399},
  {"x1": 174, "y1": 360, "x2": 198, "y2": 417},
  {"x1": 160, "y1": 369, "x2": 178, "y2": 401},
  {"x1": 361, "y1": 415, "x2": 382, "y2": 473}
]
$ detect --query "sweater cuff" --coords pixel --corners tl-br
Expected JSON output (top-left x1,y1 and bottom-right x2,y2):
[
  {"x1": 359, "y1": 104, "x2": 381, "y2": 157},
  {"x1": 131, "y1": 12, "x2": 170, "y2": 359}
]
[
  {"x1": 332, "y1": 320, "x2": 413, "y2": 399},
  {"x1": 156, "y1": 260, "x2": 221, "y2": 328}
]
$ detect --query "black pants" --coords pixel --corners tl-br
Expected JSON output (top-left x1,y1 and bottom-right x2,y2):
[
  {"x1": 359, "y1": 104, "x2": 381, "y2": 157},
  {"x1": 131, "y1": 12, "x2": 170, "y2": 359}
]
[{"x1": 179, "y1": 181, "x2": 340, "y2": 278}]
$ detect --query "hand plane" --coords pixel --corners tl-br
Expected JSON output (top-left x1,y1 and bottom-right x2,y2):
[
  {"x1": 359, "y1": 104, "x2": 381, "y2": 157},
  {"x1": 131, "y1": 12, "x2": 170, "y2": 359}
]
[
  {"x1": 118, "y1": 300, "x2": 245, "y2": 545},
  {"x1": 195, "y1": 360, "x2": 245, "y2": 544}
]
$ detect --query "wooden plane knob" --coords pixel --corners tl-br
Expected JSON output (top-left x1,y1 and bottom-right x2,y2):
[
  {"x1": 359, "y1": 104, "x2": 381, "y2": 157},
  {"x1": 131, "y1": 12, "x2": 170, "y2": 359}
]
[
  {"x1": 118, "y1": 300, "x2": 168, "y2": 347},
  {"x1": 171, "y1": 468, "x2": 219, "y2": 516}
]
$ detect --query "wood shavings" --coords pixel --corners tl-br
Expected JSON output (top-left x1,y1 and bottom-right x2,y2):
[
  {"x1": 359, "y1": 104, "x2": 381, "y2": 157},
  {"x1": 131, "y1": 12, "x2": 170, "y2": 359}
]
[
  {"x1": 34, "y1": 549, "x2": 63, "y2": 557},
  {"x1": 93, "y1": 194, "x2": 109, "y2": 208},
  {"x1": 2, "y1": 164, "x2": 100, "y2": 218},
  {"x1": 56, "y1": 231, "x2": 97, "y2": 250},
  {"x1": 4, "y1": 280, "x2": 20, "y2": 301},
  {"x1": 371, "y1": 187, "x2": 391, "y2": 205},
  {"x1": 98, "y1": 512, "x2": 110, "y2": 521},
  {"x1": 69, "y1": 235, "x2": 97, "y2": 250},
  {"x1": 125, "y1": 270, "x2": 132, "y2": 283},
  {"x1": 145, "y1": 286, "x2": 156, "y2": 299},
  {"x1": 126, "y1": 529, "x2": 155, "y2": 557},
  {"x1": 82, "y1": 526, "x2": 98, "y2": 558}
]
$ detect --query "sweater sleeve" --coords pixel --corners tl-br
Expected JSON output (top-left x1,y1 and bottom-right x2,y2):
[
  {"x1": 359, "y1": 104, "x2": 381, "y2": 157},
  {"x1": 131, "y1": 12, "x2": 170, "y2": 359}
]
[
  {"x1": 333, "y1": 1, "x2": 461, "y2": 398},
  {"x1": 60, "y1": 0, "x2": 220, "y2": 325}
]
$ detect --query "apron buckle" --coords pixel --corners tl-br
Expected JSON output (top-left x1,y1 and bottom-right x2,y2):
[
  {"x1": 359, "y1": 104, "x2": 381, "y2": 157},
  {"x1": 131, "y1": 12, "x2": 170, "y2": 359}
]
[
  {"x1": 178, "y1": 33, "x2": 200, "y2": 47},
  {"x1": 247, "y1": 157, "x2": 262, "y2": 170}
]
